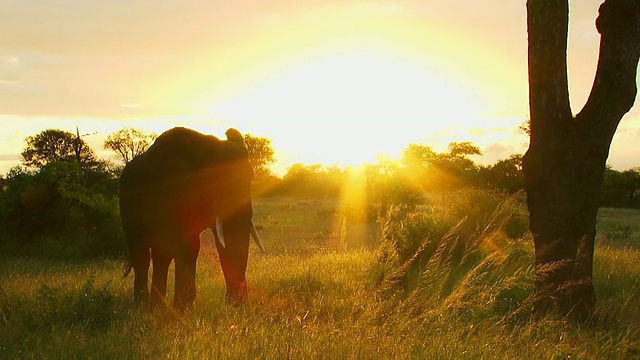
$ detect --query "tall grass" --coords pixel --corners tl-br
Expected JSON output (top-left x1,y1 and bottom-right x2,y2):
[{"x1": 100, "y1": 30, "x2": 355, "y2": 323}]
[{"x1": 1, "y1": 194, "x2": 639, "y2": 358}]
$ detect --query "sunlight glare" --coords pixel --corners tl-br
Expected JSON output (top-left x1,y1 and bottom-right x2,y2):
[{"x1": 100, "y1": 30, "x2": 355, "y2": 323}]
[
  {"x1": 210, "y1": 50, "x2": 486, "y2": 167},
  {"x1": 336, "y1": 165, "x2": 369, "y2": 249}
]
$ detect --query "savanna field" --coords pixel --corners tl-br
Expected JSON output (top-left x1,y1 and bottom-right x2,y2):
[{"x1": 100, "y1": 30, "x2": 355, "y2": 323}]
[
  {"x1": 1, "y1": 192, "x2": 640, "y2": 359},
  {"x1": 3, "y1": 0, "x2": 640, "y2": 359}
]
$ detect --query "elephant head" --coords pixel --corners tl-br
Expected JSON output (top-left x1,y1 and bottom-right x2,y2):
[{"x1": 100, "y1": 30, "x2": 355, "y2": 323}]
[{"x1": 119, "y1": 127, "x2": 264, "y2": 310}]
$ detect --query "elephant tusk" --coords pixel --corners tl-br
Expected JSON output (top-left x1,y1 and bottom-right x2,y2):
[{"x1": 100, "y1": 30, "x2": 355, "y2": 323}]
[
  {"x1": 216, "y1": 217, "x2": 226, "y2": 248},
  {"x1": 250, "y1": 221, "x2": 266, "y2": 253}
]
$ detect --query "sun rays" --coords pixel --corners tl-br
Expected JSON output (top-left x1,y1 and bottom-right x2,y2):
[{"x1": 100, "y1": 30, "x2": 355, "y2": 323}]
[{"x1": 334, "y1": 165, "x2": 371, "y2": 249}]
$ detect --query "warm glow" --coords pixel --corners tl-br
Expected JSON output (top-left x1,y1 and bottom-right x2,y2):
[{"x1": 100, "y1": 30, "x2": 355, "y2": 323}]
[
  {"x1": 336, "y1": 165, "x2": 369, "y2": 249},
  {"x1": 208, "y1": 50, "x2": 489, "y2": 169},
  {"x1": 135, "y1": 4, "x2": 529, "y2": 172},
  {"x1": 2, "y1": 1, "x2": 637, "y2": 175}
]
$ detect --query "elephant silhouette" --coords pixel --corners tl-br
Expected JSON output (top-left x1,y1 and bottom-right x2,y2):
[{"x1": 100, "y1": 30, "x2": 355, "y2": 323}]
[{"x1": 119, "y1": 127, "x2": 264, "y2": 310}]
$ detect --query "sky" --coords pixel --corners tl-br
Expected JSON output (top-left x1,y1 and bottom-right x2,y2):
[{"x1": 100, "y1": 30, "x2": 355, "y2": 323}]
[{"x1": 1, "y1": 1, "x2": 639, "y2": 176}]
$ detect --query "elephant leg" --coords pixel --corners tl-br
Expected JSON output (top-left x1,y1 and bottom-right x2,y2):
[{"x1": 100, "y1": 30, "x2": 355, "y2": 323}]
[
  {"x1": 217, "y1": 239, "x2": 249, "y2": 304},
  {"x1": 132, "y1": 248, "x2": 150, "y2": 303},
  {"x1": 150, "y1": 249, "x2": 172, "y2": 309},
  {"x1": 173, "y1": 237, "x2": 200, "y2": 311},
  {"x1": 122, "y1": 221, "x2": 150, "y2": 303}
]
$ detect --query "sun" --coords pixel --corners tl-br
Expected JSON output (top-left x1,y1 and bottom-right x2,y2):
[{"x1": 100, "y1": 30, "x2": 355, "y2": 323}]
[{"x1": 209, "y1": 49, "x2": 487, "y2": 169}]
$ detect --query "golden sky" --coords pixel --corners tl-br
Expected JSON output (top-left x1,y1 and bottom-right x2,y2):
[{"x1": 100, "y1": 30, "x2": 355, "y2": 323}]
[{"x1": 1, "y1": 1, "x2": 639, "y2": 175}]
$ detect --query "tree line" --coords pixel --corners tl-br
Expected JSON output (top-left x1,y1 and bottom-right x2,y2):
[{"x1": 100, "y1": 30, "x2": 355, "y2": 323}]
[
  {"x1": 0, "y1": 127, "x2": 281, "y2": 259},
  {"x1": 0, "y1": 125, "x2": 638, "y2": 258},
  {"x1": 0, "y1": 128, "x2": 149, "y2": 258},
  {"x1": 255, "y1": 140, "x2": 640, "y2": 210}
]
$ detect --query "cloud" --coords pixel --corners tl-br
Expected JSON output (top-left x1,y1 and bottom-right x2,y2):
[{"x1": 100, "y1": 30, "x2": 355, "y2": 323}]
[
  {"x1": 1, "y1": 55, "x2": 19, "y2": 67},
  {"x1": 120, "y1": 103, "x2": 144, "y2": 109}
]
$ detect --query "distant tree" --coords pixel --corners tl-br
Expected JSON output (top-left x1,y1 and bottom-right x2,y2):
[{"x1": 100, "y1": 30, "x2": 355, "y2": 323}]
[
  {"x1": 103, "y1": 127, "x2": 156, "y2": 164},
  {"x1": 440, "y1": 142, "x2": 481, "y2": 184},
  {"x1": 401, "y1": 142, "x2": 481, "y2": 189},
  {"x1": 402, "y1": 144, "x2": 436, "y2": 168},
  {"x1": 21, "y1": 129, "x2": 97, "y2": 169},
  {"x1": 478, "y1": 155, "x2": 524, "y2": 193},
  {"x1": 523, "y1": 0, "x2": 640, "y2": 315},
  {"x1": 447, "y1": 142, "x2": 481, "y2": 158},
  {"x1": 602, "y1": 166, "x2": 640, "y2": 207},
  {"x1": 401, "y1": 144, "x2": 434, "y2": 184},
  {"x1": 282, "y1": 163, "x2": 323, "y2": 192},
  {"x1": 619, "y1": 168, "x2": 640, "y2": 206},
  {"x1": 1, "y1": 154, "x2": 123, "y2": 258},
  {"x1": 278, "y1": 163, "x2": 343, "y2": 196},
  {"x1": 519, "y1": 119, "x2": 532, "y2": 136},
  {"x1": 363, "y1": 162, "x2": 423, "y2": 208},
  {"x1": 243, "y1": 133, "x2": 276, "y2": 179}
]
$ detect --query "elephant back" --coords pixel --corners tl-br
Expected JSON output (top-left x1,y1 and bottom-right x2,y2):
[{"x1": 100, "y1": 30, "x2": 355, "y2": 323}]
[
  {"x1": 146, "y1": 127, "x2": 224, "y2": 170},
  {"x1": 120, "y1": 126, "x2": 252, "y2": 194}
]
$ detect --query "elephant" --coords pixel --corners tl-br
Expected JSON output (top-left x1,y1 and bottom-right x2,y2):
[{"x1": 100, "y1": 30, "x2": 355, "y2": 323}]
[{"x1": 119, "y1": 127, "x2": 265, "y2": 310}]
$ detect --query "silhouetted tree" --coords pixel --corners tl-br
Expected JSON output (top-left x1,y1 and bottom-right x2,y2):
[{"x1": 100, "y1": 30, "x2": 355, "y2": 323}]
[
  {"x1": 401, "y1": 142, "x2": 481, "y2": 189},
  {"x1": 618, "y1": 168, "x2": 640, "y2": 206},
  {"x1": 447, "y1": 142, "x2": 481, "y2": 159},
  {"x1": 523, "y1": 0, "x2": 640, "y2": 315},
  {"x1": 402, "y1": 144, "x2": 437, "y2": 168},
  {"x1": 4, "y1": 134, "x2": 123, "y2": 258},
  {"x1": 479, "y1": 154, "x2": 524, "y2": 193},
  {"x1": 278, "y1": 163, "x2": 344, "y2": 196},
  {"x1": 103, "y1": 127, "x2": 156, "y2": 164},
  {"x1": 400, "y1": 144, "x2": 434, "y2": 188},
  {"x1": 243, "y1": 133, "x2": 276, "y2": 179},
  {"x1": 21, "y1": 129, "x2": 97, "y2": 169},
  {"x1": 602, "y1": 166, "x2": 640, "y2": 207},
  {"x1": 439, "y1": 142, "x2": 481, "y2": 185},
  {"x1": 519, "y1": 119, "x2": 532, "y2": 136}
]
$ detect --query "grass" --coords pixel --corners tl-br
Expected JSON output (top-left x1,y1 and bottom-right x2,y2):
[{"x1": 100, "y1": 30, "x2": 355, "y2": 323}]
[
  {"x1": 597, "y1": 207, "x2": 640, "y2": 249},
  {"x1": 1, "y1": 197, "x2": 639, "y2": 359}
]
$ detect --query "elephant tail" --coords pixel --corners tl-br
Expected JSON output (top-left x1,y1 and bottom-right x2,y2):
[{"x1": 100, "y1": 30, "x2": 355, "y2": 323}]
[
  {"x1": 122, "y1": 238, "x2": 150, "y2": 279},
  {"x1": 122, "y1": 262, "x2": 133, "y2": 278}
]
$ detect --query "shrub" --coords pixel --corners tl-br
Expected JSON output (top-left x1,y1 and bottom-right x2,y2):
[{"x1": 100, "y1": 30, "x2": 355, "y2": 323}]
[
  {"x1": 0, "y1": 162, "x2": 124, "y2": 259},
  {"x1": 372, "y1": 189, "x2": 534, "y2": 318}
]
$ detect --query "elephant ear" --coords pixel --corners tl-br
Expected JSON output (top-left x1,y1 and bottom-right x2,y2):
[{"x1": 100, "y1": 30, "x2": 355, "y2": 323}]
[{"x1": 225, "y1": 128, "x2": 245, "y2": 146}]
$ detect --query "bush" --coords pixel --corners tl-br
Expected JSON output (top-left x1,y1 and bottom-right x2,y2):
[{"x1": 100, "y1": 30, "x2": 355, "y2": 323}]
[
  {"x1": 372, "y1": 189, "x2": 534, "y2": 317},
  {"x1": 0, "y1": 162, "x2": 124, "y2": 259}
]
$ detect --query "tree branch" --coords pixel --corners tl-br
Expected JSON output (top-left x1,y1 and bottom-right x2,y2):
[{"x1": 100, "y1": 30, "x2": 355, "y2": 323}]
[{"x1": 577, "y1": 0, "x2": 640, "y2": 143}]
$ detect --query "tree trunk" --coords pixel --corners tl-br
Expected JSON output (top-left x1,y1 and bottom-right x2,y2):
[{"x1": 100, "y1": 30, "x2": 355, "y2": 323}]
[{"x1": 524, "y1": 0, "x2": 640, "y2": 316}]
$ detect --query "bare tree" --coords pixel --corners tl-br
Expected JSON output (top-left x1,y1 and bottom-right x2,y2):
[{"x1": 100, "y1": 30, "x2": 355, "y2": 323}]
[
  {"x1": 524, "y1": 0, "x2": 640, "y2": 315},
  {"x1": 104, "y1": 127, "x2": 157, "y2": 164}
]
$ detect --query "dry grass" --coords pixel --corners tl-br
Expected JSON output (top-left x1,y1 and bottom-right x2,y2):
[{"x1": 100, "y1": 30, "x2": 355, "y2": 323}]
[{"x1": 0, "y1": 196, "x2": 639, "y2": 359}]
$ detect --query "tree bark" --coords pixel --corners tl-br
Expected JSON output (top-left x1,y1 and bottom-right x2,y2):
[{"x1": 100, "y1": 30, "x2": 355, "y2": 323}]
[{"x1": 523, "y1": 0, "x2": 640, "y2": 316}]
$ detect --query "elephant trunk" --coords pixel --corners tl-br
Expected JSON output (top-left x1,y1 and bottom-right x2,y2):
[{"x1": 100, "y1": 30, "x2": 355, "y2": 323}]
[{"x1": 215, "y1": 217, "x2": 265, "y2": 253}]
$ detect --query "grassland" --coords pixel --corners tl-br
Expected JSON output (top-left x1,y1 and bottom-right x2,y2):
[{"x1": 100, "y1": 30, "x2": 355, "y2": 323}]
[{"x1": 1, "y1": 196, "x2": 639, "y2": 359}]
